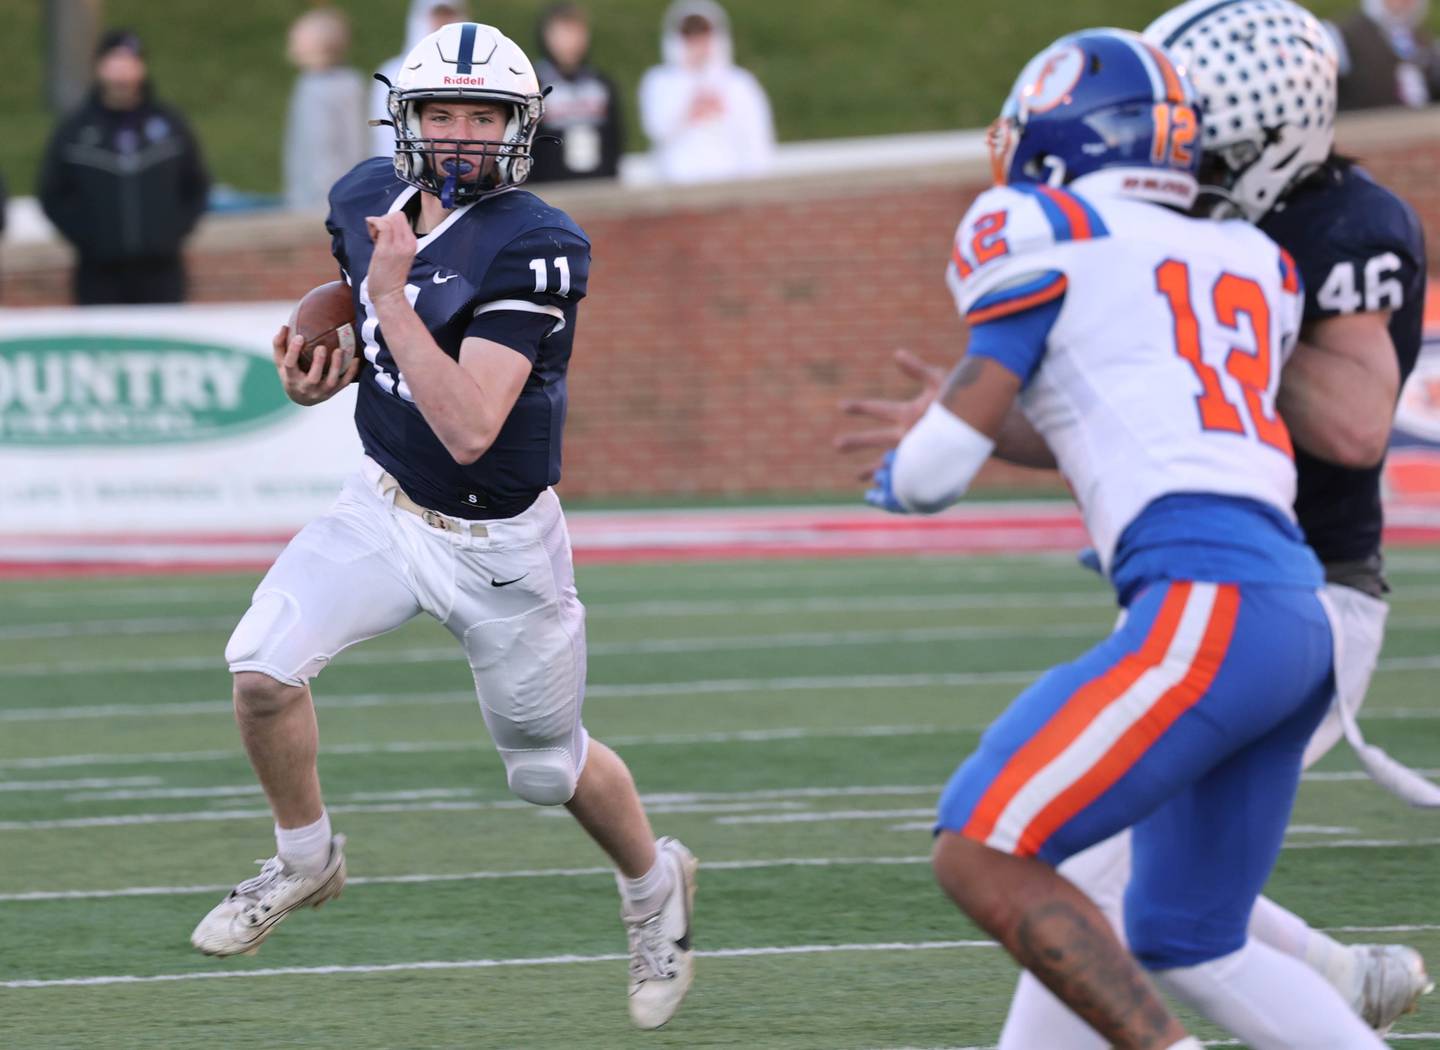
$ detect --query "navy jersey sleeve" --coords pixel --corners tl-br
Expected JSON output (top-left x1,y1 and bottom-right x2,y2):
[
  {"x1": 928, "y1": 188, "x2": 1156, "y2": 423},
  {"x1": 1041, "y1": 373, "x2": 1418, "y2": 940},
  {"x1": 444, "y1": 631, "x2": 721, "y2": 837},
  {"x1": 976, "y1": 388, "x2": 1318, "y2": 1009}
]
[
  {"x1": 325, "y1": 213, "x2": 351, "y2": 286},
  {"x1": 1262, "y1": 168, "x2": 1426, "y2": 326},
  {"x1": 464, "y1": 227, "x2": 590, "y2": 361}
]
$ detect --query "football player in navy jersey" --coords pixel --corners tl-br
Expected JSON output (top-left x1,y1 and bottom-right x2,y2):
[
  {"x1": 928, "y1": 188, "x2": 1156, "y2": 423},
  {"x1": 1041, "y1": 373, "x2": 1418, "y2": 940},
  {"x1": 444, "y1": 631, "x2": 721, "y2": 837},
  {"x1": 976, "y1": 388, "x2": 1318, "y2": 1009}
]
[
  {"x1": 989, "y1": 2, "x2": 1434, "y2": 1046},
  {"x1": 191, "y1": 23, "x2": 696, "y2": 1031}
]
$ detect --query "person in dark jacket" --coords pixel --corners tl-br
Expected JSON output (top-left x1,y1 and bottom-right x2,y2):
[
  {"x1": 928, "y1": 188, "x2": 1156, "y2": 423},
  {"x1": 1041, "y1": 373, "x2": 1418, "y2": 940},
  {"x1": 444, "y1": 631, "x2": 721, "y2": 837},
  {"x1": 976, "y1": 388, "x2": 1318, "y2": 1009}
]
[
  {"x1": 528, "y1": 3, "x2": 625, "y2": 182},
  {"x1": 39, "y1": 30, "x2": 210, "y2": 305},
  {"x1": 1333, "y1": 0, "x2": 1440, "y2": 110}
]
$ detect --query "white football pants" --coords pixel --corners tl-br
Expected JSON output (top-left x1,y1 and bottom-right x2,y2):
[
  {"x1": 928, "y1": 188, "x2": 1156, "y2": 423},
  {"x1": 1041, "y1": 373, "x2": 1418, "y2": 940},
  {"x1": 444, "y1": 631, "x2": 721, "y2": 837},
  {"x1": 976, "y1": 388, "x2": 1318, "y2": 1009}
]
[{"x1": 226, "y1": 457, "x2": 590, "y2": 805}]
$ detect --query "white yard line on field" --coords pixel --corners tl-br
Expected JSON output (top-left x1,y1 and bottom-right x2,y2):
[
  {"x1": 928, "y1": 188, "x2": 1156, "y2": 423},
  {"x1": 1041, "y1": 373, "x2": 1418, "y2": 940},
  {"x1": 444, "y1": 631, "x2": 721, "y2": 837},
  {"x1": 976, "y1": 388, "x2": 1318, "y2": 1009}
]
[
  {"x1": 0, "y1": 623, "x2": 1114, "y2": 678},
  {"x1": 0, "y1": 777, "x2": 161, "y2": 793},
  {"x1": 0, "y1": 616, "x2": 238, "y2": 641},
  {"x1": 0, "y1": 592, "x2": 1112, "y2": 643},
  {"x1": 0, "y1": 673, "x2": 1039, "y2": 723},
  {"x1": 0, "y1": 854, "x2": 936, "y2": 903},
  {"x1": 717, "y1": 808, "x2": 936, "y2": 826},
  {"x1": 6, "y1": 656, "x2": 1439, "y2": 724},
  {"x1": 0, "y1": 783, "x2": 944, "y2": 831},
  {"x1": 0, "y1": 726, "x2": 969, "y2": 771},
  {"x1": 0, "y1": 939, "x2": 999, "y2": 989}
]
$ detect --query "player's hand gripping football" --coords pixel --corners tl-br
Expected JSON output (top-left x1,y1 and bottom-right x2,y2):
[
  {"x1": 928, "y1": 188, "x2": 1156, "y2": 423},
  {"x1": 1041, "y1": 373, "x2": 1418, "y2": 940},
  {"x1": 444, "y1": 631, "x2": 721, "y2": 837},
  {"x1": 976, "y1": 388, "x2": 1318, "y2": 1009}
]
[
  {"x1": 835, "y1": 349, "x2": 944, "y2": 482},
  {"x1": 273, "y1": 324, "x2": 361, "y2": 406}
]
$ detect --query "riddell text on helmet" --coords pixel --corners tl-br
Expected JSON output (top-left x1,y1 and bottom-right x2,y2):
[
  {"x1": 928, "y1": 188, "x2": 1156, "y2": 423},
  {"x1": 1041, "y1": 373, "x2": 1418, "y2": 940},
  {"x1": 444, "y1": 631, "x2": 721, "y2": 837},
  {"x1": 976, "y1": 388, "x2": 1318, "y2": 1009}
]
[{"x1": 443, "y1": 75, "x2": 486, "y2": 86}]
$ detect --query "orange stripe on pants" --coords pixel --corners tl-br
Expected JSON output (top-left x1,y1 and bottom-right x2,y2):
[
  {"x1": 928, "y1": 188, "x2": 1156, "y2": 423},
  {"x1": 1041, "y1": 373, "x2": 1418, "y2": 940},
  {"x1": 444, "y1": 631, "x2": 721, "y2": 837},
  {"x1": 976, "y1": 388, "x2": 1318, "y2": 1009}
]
[
  {"x1": 1013, "y1": 584, "x2": 1241, "y2": 857},
  {"x1": 961, "y1": 582, "x2": 1193, "y2": 844}
]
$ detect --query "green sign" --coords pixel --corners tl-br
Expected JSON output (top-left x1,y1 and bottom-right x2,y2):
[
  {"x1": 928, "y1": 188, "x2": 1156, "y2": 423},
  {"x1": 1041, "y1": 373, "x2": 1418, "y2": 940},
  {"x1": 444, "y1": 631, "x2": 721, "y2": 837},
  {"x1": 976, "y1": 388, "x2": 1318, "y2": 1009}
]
[{"x1": 0, "y1": 335, "x2": 293, "y2": 445}]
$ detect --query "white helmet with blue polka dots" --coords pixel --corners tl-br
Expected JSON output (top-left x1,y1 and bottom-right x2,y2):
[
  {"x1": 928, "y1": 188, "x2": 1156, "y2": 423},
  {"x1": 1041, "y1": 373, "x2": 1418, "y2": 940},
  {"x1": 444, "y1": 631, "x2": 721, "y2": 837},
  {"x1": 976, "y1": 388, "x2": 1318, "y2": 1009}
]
[{"x1": 1144, "y1": 0, "x2": 1339, "y2": 220}]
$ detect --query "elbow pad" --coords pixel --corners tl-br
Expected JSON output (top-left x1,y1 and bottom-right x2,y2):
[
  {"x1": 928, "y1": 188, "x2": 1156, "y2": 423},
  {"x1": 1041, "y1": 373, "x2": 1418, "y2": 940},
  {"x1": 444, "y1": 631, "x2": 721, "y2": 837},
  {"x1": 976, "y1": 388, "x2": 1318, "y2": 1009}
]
[{"x1": 891, "y1": 402, "x2": 997, "y2": 513}]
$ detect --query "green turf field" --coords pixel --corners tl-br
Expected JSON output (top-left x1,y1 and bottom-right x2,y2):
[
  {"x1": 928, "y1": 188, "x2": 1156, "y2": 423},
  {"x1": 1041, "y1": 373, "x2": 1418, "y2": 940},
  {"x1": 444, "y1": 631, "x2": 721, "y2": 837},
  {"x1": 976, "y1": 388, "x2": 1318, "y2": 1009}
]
[{"x1": 1, "y1": 552, "x2": 1438, "y2": 1048}]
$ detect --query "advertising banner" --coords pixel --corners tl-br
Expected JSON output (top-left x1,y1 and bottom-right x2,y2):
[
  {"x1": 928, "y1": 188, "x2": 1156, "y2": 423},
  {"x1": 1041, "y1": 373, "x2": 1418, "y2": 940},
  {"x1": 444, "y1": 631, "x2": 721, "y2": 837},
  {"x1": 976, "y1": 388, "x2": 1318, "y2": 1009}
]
[{"x1": 0, "y1": 304, "x2": 361, "y2": 537}]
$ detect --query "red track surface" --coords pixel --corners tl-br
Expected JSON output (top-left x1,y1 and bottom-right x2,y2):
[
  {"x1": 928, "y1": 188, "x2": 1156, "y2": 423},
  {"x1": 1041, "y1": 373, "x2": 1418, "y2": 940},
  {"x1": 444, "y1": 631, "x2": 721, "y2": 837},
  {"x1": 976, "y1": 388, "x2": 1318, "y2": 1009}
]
[{"x1": 4, "y1": 501, "x2": 1440, "y2": 579}]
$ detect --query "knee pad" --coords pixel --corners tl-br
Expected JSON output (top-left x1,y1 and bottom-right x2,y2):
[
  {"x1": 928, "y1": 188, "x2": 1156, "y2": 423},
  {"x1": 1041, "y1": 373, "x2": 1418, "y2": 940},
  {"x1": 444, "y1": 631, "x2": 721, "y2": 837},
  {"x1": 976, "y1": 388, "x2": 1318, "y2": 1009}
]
[{"x1": 500, "y1": 747, "x2": 577, "y2": 806}]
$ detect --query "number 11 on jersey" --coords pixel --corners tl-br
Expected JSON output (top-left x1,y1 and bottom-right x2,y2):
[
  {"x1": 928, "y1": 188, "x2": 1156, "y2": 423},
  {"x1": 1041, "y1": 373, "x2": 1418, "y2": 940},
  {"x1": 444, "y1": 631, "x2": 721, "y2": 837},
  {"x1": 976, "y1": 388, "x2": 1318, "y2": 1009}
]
[{"x1": 530, "y1": 256, "x2": 571, "y2": 296}]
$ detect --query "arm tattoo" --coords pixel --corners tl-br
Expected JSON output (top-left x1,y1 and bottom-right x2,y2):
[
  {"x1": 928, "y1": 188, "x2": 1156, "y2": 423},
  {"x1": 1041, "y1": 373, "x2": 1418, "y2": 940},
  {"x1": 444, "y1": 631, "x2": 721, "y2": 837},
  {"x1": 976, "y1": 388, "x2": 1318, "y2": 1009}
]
[{"x1": 940, "y1": 356, "x2": 987, "y2": 401}]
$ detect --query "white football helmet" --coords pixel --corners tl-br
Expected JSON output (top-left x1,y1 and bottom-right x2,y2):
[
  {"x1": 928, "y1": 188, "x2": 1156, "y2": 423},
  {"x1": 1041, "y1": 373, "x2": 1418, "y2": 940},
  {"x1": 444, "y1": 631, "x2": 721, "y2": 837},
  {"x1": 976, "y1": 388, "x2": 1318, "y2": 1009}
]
[
  {"x1": 1144, "y1": 0, "x2": 1339, "y2": 220},
  {"x1": 384, "y1": 22, "x2": 544, "y2": 205}
]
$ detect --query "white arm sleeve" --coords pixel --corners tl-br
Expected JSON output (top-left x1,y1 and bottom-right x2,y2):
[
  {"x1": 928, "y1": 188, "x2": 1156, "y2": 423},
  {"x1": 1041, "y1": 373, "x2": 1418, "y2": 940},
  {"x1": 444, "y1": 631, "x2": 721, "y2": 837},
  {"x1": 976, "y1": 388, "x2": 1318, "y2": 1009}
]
[{"x1": 891, "y1": 401, "x2": 997, "y2": 514}]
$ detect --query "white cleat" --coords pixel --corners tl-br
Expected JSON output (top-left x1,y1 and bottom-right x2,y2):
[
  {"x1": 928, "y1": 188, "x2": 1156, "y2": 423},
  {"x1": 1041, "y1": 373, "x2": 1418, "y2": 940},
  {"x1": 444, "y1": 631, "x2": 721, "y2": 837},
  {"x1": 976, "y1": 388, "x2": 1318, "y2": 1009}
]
[
  {"x1": 190, "y1": 835, "x2": 347, "y2": 958},
  {"x1": 624, "y1": 837, "x2": 698, "y2": 1030},
  {"x1": 1353, "y1": 943, "x2": 1433, "y2": 1034}
]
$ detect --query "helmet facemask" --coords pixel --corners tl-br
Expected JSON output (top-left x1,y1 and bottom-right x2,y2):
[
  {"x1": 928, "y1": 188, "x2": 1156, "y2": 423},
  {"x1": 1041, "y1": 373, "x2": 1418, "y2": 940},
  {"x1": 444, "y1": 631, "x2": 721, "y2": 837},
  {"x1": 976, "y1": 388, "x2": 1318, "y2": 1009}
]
[{"x1": 388, "y1": 88, "x2": 544, "y2": 208}]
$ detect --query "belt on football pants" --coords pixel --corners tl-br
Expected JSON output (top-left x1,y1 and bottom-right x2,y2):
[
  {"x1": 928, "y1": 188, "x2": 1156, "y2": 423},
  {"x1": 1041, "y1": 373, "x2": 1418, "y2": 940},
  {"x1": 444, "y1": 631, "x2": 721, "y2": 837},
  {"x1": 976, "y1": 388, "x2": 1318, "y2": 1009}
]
[{"x1": 377, "y1": 472, "x2": 490, "y2": 538}]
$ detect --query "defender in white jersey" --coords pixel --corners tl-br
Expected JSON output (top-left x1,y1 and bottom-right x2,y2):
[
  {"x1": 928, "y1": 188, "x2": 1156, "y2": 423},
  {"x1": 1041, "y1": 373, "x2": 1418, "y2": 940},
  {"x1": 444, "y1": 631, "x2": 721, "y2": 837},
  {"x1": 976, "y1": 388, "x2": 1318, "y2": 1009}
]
[
  {"x1": 990, "y1": 4, "x2": 1434, "y2": 1047},
  {"x1": 852, "y1": 28, "x2": 1384, "y2": 1050},
  {"x1": 945, "y1": 183, "x2": 1302, "y2": 572}
]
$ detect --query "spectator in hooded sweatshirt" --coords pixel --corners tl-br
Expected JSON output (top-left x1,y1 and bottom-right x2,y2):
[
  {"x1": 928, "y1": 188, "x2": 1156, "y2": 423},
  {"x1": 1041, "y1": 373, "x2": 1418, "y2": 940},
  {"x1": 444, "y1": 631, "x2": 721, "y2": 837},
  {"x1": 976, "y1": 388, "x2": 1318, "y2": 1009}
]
[
  {"x1": 637, "y1": 0, "x2": 775, "y2": 184},
  {"x1": 283, "y1": 6, "x2": 368, "y2": 210},
  {"x1": 1332, "y1": 0, "x2": 1440, "y2": 109},
  {"x1": 38, "y1": 29, "x2": 210, "y2": 305},
  {"x1": 529, "y1": 3, "x2": 625, "y2": 183},
  {"x1": 370, "y1": 0, "x2": 470, "y2": 157}
]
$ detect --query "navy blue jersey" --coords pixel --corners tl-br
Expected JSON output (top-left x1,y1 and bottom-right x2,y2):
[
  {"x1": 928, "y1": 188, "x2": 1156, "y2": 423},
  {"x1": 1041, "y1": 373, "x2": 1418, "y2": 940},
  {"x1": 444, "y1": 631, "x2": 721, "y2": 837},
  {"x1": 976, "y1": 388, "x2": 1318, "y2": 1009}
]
[
  {"x1": 325, "y1": 157, "x2": 589, "y2": 518},
  {"x1": 1260, "y1": 162, "x2": 1428, "y2": 566}
]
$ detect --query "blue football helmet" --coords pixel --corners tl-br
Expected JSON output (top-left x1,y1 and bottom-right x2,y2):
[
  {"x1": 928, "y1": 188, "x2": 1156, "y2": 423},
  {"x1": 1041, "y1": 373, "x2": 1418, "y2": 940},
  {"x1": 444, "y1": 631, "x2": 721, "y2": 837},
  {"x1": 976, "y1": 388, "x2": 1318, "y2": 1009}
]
[{"x1": 991, "y1": 29, "x2": 1203, "y2": 204}]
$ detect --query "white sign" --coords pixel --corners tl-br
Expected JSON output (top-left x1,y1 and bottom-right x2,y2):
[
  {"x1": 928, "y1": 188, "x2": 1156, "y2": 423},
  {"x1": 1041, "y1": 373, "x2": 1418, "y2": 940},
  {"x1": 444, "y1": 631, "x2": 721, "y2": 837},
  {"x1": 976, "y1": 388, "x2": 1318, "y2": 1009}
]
[{"x1": 0, "y1": 304, "x2": 362, "y2": 536}]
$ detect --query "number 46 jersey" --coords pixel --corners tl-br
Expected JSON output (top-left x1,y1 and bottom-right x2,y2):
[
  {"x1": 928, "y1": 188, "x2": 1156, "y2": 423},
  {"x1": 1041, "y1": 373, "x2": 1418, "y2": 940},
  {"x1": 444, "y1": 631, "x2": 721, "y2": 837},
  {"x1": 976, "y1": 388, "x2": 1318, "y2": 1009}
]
[
  {"x1": 946, "y1": 182, "x2": 1305, "y2": 572},
  {"x1": 1260, "y1": 161, "x2": 1428, "y2": 569}
]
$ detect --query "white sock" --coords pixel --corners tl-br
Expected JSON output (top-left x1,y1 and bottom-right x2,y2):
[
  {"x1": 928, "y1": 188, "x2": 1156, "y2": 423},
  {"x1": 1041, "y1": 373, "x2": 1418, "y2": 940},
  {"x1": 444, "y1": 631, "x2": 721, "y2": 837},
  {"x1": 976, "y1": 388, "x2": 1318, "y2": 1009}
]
[
  {"x1": 1249, "y1": 894, "x2": 1361, "y2": 1005},
  {"x1": 275, "y1": 811, "x2": 332, "y2": 875},
  {"x1": 617, "y1": 844, "x2": 674, "y2": 918},
  {"x1": 1157, "y1": 939, "x2": 1385, "y2": 1049}
]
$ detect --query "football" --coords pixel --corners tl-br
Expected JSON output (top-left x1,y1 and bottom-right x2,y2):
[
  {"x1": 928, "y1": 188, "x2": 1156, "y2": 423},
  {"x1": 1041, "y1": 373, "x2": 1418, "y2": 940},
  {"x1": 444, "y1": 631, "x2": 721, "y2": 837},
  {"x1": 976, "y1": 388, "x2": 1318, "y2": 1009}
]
[{"x1": 288, "y1": 280, "x2": 358, "y2": 373}]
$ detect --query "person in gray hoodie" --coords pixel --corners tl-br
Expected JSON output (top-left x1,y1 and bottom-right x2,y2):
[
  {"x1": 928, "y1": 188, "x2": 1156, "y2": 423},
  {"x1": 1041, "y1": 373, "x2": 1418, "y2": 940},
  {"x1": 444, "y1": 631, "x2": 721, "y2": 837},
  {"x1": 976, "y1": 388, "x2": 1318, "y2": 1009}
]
[{"x1": 282, "y1": 6, "x2": 367, "y2": 210}]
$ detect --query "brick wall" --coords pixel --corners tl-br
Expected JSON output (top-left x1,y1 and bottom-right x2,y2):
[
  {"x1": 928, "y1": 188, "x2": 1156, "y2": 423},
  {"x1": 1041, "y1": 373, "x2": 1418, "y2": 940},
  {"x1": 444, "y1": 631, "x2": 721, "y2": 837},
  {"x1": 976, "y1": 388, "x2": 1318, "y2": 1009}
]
[{"x1": 6, "y1": 110, "x2": 1437, "y2": 500}]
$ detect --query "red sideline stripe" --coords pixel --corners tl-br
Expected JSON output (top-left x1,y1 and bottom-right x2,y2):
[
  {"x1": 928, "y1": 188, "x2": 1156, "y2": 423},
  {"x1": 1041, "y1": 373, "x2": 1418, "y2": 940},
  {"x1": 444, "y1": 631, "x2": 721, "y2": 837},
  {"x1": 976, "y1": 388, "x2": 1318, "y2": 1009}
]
[
  {"x1": 962, "y1": 583, "x2": 1193, "y2": 845},
  {"x1": 1143, "y1": 42, "x2": 1186, "y2": 103},
  {"x1": 1015, "y1": 583, "x2": 1240, "y2": 856},
  {"x1": 967, "y1": 275, "x2": 1067, "y2": 325},
  {"x1": 1034, "y1": 186, "x2": 1094, "y2": 241}
]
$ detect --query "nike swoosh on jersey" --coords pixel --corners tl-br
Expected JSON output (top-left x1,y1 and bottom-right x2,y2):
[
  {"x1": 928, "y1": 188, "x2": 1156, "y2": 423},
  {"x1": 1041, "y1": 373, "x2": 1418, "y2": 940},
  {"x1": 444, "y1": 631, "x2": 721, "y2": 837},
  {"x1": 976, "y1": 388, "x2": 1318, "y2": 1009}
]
[
  {"x1": 491, "y1": 574, "x2": 529, "y2": 588},
  {"x1": 433, "y1": 272, "x2": 460, "y2": 284}
]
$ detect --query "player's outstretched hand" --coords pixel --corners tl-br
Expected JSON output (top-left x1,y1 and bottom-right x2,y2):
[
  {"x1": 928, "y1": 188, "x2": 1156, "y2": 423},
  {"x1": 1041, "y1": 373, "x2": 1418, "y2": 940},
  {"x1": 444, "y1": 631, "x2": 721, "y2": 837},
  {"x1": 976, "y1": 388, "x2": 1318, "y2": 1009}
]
[
  {"x1": 272, "y1": 324, "x2": 361, "y2": 407},
  {"x1": 836, "y1": 349, "x2": 945, "y2": 481}
]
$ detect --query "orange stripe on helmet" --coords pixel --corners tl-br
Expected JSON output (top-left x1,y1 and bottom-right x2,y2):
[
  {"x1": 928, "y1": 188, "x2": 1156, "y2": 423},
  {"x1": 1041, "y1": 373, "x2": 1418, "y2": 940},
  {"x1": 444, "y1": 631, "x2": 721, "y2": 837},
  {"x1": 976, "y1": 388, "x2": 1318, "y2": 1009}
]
[
  {"x1": 1144, "y1": 42, "x2": 1187, "y2": 104},
  {"x1": 1034, "y1": 185, "x2": 1094, "y2": 241}
]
